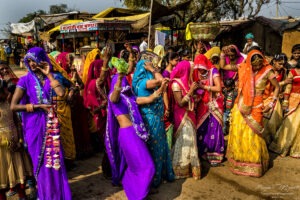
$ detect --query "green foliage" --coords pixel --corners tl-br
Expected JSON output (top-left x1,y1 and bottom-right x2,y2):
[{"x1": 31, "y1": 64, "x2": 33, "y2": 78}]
[
  {"x1": 121, "y1": 0, "x2": 270, "y2": 24},
  {"x1": 50, "y1": 4, "x2": 69, "y2": 14},
  {"x1": 18, "y1": 10, "x2": 46, "y2": 23}
]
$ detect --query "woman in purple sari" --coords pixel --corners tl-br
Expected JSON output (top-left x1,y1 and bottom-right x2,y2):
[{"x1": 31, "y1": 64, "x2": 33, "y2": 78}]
[
  {"x1": 193, "y1": 55, "x2": 225, "y2": 166},
  {"x1": 11, "y1": 47, "x2": 72, "y2": 200},
  {"x1": 106, "y1": 57, "x2": 154, "y2": 200}
]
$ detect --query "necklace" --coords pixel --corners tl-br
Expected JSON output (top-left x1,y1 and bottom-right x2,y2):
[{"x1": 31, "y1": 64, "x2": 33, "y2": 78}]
[{"x1": 36, "y1": 73, "x2": 45, "y2": 82}]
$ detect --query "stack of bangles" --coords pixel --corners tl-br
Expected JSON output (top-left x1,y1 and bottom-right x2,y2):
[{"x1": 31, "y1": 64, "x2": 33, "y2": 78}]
[
  {"x1": 268, "y1": 96, "x2": 278, "y2": 108},
  {"x1": 50, "y1": 80, "x2": 61, "y2": 89},
  {"x1": 204, "y1": 85, "x2": 211, "y2": 91},
  {"x1": 26, "y1": 104, "x2": 34, "y2": 112},
  {"x1": 282, "y1": 99, "x2": 289, "y2": 107},
  {"x1": 102, "y1": 67, "x2": 109, "y2": 72},
  {"x1": 114, "y1": 85, "x2": 122, "y2": 91},
  {"x1": 128, "y1": 57, "x2": 136, "y2": 62},
  {"x1": 153, "y1": 90, "x2": 162, "y2": 98},
  {"x1": 183, "y1": 94, "x2": 191, "y2": 102}
]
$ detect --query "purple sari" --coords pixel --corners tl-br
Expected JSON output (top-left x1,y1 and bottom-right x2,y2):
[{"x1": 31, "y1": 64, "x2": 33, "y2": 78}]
[
  {"x1": 105, "y1": 74, "x2": 154, "y2": 200},
  {"x1": 17, "y1": 47, "x2": 71, "y2": 200}
]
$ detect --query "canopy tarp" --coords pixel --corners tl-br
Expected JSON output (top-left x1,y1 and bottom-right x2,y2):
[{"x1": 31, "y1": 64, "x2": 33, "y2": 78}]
[
  {"x1": 92, "y1": 7, "x2": 146, "y2": 19},
  {"x1": 48, "y1": 20, "x2": 83, "y2": 34}
]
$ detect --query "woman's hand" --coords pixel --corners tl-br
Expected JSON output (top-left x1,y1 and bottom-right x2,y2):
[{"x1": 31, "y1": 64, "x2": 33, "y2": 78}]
[
  {"x1": 67, "y1": 90, "x2": 74, "y2": 102},
  {"x1": 103, "y1": 46, "x2": 112, "y2": 63},
  {"x1": 160, "y1": 78, "x2": 169, "y2": 92},
  {"x1": 284, "y1": 78, "x2": 293, "y2": 85},
  {"x1": 36, "y1": 104, "x2": 52, "y2": 112},
  {"x1": 144, "y1": 62, "x2": 155, "y2": 72},
  {"x1": 190, "y1": 81, "x2": 199, "y2": 93},
  {"x1": 37, "y1": 61, "x2": 51, "y2": 76}
]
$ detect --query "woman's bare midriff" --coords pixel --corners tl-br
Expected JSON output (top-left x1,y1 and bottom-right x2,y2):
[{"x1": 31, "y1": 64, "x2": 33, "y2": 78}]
[{"x1": 116, "y1": 114, "x2": 133, "y2": 128}]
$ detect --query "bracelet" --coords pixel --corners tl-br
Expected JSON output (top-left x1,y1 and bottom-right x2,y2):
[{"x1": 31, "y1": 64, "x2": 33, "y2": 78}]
[
  {"x1": 205, "y1": 86, "x2": 211, "y2": 91},
  {"x1": 26, "y1": 104, "x2": 34, "y2": 112},
  {"x1": 268, "y1": 102, "x2": 274, "y2": 108},
  {"x1": 102, "y1": 67, "x2": 109, "y2": 72},
  {"x1": 153, "y1": 90, "x2": 161, "y2": 98},
  {"x1": 114, "y1": 85, "x2": 122, "y2": 91},
  {"x1": 183, "y1": 94, "x2": 190, "y2": 102},
  {"x1": 129, "y1": 58, "x2": 136, "y2": 62},
  {"x1": 50, "y1": 80, "x2": 61, "y2": 89}
]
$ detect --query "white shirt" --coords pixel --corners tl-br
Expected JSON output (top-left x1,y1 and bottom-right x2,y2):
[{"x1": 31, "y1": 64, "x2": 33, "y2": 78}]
[
  {"x1": 139, "y1": 41, "x2": 148, "y2": 52},
  {"x1": 243, "y1": 41, "x2": 259, "y2": 54}
]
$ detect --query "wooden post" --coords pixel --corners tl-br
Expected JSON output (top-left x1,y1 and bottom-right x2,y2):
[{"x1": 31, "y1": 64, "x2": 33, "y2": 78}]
[{"x1": 148, "y1": 0, "x2": 154, "y2": 49}]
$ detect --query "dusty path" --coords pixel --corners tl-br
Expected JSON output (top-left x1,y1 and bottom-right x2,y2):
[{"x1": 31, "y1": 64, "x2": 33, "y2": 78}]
[{"x1": 67, "y1": 152, "x2": 300, "y2": 200}]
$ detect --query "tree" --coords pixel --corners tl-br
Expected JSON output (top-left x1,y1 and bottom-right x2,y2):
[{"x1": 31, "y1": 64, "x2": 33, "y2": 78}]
[
  {"x1": 120, "y1": 0, "x2": 270, "y2": 24},
  {"x1": 19, "y1": 10, "x2": 47, "y2": 23},
  {"x1": 49, "y1": 4, "x2": 70, "y2": 14}
]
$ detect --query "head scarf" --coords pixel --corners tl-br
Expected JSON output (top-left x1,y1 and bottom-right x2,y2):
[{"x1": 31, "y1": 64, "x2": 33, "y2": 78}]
[
  {"x1": 170, "y1": 60, "x2": 191, "y2": 91},
  {"x1": 238, "y1": 49, "x2": 271, "y2": 115},
  {"x1": 48, "y1": 54, "x2": 73, "y2": 83},
  {"x1": 132, "y1": 59, "x2": 154, "y2": 96},
  {"x1": 204, "y1": 46, "x2": 221, "y2": 60},
  {"x1": 225, "y1": 44, "x2": 244, "y2": 65},
  {"x1": 82, "y1": 48, "x2": 101, "y2": 84},
  {"x1": 49, "y1": 51, "x2": 61, "y2": 60},
  {"x1": 55, "y1": 52, "x2": 70, "y2": 71},
  {"x1": 24, "y1": 47, "x2": 53, "y2": 73},
  {"x1": 23, "y1": 47, "x2": 53, "y2": 104},
  {"x1": 245, "y1": 33, "x2": 254, "y2": 39}
]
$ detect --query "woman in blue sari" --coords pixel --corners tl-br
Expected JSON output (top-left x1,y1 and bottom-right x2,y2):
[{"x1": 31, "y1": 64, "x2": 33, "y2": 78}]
[{"x1": 132, "y1": 57, "x2": 175, "y2": 188}]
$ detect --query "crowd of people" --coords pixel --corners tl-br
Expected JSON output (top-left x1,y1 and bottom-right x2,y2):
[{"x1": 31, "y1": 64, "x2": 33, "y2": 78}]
[{"x1": 0, "y1": 32, "x2": 299, "y2": 200}]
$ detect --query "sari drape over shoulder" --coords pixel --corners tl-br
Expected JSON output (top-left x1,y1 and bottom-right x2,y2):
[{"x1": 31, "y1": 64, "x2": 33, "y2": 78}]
[{"x1": 132, "y1": 60, "x2": 175, "y2": 187}]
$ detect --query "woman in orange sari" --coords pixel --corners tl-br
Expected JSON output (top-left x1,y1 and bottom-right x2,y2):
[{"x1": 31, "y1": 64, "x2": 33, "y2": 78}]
[{"x1": 226, "y1": 50, "x2": 279, "y2": 177}]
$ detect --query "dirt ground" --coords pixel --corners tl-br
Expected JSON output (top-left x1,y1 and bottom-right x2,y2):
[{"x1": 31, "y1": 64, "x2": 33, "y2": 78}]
[
  {"x1": 67, "y1": 151, "x2": 300, "y2": 200},
  {"x1": 10, "y1": 67, "x2": 300, "y2": 200}
]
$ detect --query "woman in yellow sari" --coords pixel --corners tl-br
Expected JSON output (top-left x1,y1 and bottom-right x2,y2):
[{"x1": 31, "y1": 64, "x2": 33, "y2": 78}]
[
  {"x1": 226, "y1": 50, "x2": 279, "y2": 177},
  {"x1": 270, "y1": 60, "x2": 300, "y2": 158}
]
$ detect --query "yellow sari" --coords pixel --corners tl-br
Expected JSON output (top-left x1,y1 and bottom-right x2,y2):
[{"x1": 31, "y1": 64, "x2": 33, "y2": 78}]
[{"x1": 227, "y1": 50, "x2": 275, "y2": 177}]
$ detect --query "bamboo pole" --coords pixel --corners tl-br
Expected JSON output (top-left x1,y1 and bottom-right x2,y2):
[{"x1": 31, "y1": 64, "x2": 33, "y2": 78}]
[{"x1": 148, "y1": 0, "x2": 154, "y2": 49}]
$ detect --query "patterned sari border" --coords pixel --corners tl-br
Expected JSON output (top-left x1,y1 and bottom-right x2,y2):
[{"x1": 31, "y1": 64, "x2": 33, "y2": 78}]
[{"x1": 228, "y1": 158, "x2": 263, "y2": 177}]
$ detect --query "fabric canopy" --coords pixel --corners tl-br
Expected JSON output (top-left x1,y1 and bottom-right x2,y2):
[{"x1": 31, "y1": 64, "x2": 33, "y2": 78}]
[{"x1": 47, "y1": 20, "x2": 83, "y2": 35}]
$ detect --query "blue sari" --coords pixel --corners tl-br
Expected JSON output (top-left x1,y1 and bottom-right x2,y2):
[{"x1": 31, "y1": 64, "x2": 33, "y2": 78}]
[{"x1": 132, "y1": 60, "x2": 175, "y2": 187}]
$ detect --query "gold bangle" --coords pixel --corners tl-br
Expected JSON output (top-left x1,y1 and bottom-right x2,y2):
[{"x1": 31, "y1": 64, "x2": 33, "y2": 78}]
[
  {"x1": 114, "y1": 85, "x2": 122, "y2": 91},
  {"x1": 129, "y1": 58, "x2": 136, "y2": 62},
  {"x1": 26, "y1": 104, "x2": 34, "y2": 112},
  {"x1": 153, "y1": 90, "x2": 161, "y2": 98},
  {"x1": 102, "y1": 67, "x2": 109, "y2": 72}
]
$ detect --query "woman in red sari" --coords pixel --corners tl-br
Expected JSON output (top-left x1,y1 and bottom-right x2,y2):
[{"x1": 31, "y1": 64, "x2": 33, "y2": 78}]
[{"x1": 193, "y1": 54, "x2": 225, "y2": 166}]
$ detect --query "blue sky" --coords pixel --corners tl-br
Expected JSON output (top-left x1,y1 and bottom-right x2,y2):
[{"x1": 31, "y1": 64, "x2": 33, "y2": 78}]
[{"x1": 0, "y1": 0, "x2": 299, "y2": 38}]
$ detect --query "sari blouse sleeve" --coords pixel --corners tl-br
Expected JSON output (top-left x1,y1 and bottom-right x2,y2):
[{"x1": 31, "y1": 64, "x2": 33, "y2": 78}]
[
  {"x1": 171, "y1": 82, "x2": 181, "y2": 92},
  {"x1": 17, "y1": 76, "x2": 26, "y2": 91}
]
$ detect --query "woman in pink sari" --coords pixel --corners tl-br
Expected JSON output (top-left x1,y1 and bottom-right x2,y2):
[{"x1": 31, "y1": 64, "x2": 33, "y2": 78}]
[{"x1": 169, "y1": 60, "x2": 201, "y2": 179}]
